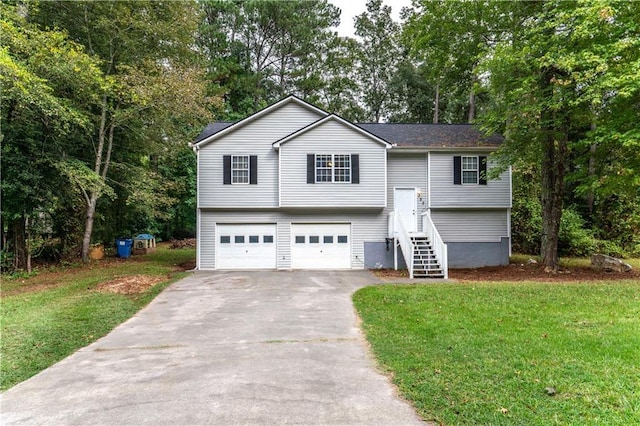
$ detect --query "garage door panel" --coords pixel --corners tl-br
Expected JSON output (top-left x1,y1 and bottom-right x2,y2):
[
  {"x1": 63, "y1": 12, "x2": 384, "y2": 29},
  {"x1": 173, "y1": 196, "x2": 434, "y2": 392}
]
[
  {"x1": 291, "y1": 224, "x2": 351, "y2": 269},
  {"x1": 217, "y1": 224, "x2": 276, "y2": 269}
]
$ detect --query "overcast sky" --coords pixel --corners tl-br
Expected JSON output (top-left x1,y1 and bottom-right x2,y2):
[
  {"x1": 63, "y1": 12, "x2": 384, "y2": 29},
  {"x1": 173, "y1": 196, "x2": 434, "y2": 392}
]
[{"x1": 328, "y1": 0, "x2": 413, "y2": 37}]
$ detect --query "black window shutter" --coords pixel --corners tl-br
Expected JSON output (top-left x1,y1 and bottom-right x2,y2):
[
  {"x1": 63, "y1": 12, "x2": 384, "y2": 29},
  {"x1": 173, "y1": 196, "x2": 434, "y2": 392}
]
[
  {"x1": 479, "y1": 156, "x2": 487, "y2": 185},
  {"x1": 453, "y1": 156, "x2": 462, "y2": 185},
  {"x1": 249, "y1": 155, "x2": 258, "y2": 184},
  {"x1": 223, "y1": 155, "x2": 231, "y2": 185},
  {"x1": 307, "y1": 154, "x2": 315, "y2": 184},
  {"x1": 351, "y1": 154, "x2": 359, "y2": 184}
]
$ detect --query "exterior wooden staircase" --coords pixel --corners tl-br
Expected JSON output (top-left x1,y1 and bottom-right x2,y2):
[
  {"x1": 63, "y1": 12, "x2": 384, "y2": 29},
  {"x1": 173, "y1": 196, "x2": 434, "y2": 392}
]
[{"x1": 410, "y1": 234, "x2": 445, "y2": 278}]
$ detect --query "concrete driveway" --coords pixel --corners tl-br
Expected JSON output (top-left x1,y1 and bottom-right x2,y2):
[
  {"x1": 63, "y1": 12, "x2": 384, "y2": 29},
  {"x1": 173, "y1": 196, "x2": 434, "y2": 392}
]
[{"x1": 1, "y1": 270, "x2": 425, "y2": 425}]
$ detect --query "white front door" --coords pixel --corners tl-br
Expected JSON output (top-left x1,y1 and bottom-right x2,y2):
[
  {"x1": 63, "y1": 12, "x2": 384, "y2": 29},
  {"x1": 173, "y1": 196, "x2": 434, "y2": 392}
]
[
  {"x1": 217, "y1": 224, "x2": 277, "y2": 269},
  {"x1": 291, "y1": 223, "x2": 351, "y2": 269},
  {"x1": 394, "y1": 188, "x2": 417, "y2": 232}
]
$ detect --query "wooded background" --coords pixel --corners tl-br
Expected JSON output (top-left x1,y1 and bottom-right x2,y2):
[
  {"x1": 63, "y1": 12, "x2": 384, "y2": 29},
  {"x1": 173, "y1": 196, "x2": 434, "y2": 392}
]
[{"x1": 2, "y1": 0, "x2": 639, "y2": 271}]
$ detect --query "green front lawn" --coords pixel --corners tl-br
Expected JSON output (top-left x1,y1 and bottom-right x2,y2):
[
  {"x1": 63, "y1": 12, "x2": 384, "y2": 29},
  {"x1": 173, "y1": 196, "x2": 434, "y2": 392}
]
[
  {"x1": 354, "y1": 281, "x2": 640, "y2": 425},
  {"x1": 0, "y1": 246, "x2": 195, "y2": 391}
]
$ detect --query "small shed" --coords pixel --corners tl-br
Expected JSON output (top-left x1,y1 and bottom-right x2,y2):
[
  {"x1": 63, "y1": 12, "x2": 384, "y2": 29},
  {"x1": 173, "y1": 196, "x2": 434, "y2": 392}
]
[{"x1": 132, "y1": 234, "x2": 157, "y2": 255}]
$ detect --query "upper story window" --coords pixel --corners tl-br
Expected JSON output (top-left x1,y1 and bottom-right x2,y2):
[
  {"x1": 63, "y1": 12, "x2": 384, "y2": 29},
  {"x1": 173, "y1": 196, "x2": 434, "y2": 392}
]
[
  {"x1": 232, "y1": 155, "x2": 249, "y2": 184},
  {"x1": 453, "y1": 155, "x2": 487, "y2": 186},
  {"x1": 223, "y1": 155, "x2": 257, "y2": 185},
  {"x1": 462, "y1": 156, "x2": 478, "y2": 184},
  {"x1": 315, "y1": 154, "x2": 351, "y2": 183}
]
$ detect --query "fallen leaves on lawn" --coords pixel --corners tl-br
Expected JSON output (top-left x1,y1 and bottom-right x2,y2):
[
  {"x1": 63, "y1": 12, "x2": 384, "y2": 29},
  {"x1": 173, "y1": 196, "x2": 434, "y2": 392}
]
[{"x1": 95, "y1": 275, "x2": 167, "y2": 295}]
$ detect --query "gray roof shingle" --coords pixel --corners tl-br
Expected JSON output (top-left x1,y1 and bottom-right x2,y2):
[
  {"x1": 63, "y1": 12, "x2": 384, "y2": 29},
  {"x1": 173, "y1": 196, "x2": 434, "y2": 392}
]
[{"x1": 194, "y1": 121, "x2": 502, "y2": 148}]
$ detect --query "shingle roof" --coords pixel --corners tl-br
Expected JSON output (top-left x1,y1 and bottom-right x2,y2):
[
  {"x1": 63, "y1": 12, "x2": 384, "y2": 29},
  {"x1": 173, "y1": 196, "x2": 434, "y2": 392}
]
[
  {"x1": 194, "y1": 122, "x2": 234, "y2": 143},
  {"x1": 355, "y1": 123, "x2": 503, "y2": 148},
  {"x1": 194, "y1": 121, "x2": 503, "y2": 148}
]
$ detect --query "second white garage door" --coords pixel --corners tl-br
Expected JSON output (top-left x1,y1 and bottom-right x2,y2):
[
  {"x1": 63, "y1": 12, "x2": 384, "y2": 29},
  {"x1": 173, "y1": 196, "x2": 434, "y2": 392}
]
[
  {"x1": 291, "y1": 223, "x2": 351, "y2": 269},
  {"x1": 217, "y1": 224, "x2": 276, "y2": 269}
]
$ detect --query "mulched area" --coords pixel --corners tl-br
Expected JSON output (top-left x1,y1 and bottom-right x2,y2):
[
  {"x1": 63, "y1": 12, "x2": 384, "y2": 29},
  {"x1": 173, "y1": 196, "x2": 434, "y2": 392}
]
[
  {"x1": 94, "y1": 275, "x2": 167, "y2": 295},
  {"x1": 374, "y1": 263, "x2": 639, "y2": 282}
]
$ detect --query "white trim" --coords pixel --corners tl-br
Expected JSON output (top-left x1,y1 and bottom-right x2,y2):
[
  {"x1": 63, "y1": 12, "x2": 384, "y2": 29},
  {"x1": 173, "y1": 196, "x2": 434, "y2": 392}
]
[
  {"x1": 273, "y1": 114, "x2": 392, "y2": 149},
  {"x1": 196, "y1": 149, "x2": 201, "y2": 270},
  {"x1": 384, "y1": 150, "x2": 388, "y2": 208},
  {"x1": 429, "y1": 205, "x2": 512, "y2": 209},
  {"x1": 196, "y1": 208, "x2": 201, "y2": 270},
  {"x1": 507, "y1": 208, "x2": 512, "y2": 257},
  {"x1": 194, "y1": 96, "x2": 328, "y2": 148},
  {"x1": 427, "y1": 152, "x2": 431, "y2": 208}
]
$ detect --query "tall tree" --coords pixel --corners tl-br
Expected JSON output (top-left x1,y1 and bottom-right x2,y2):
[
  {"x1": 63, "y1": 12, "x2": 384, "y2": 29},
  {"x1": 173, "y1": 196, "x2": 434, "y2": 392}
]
[
  {"x1": 354, "y1": 0, "x2": 401, "y2": 122},
  {"x1": 198, "y1": 0, "x2": 340, "y2": 118},
  {"x1": 480, "y1": 0, "x2": 640, "y2": 269},
  {"x1": 402, "y1": 0, "x2": 515, "y2": 123},
  {"x1": 1, "y1": 3, "x2": 105, "y2": 271},
  {"x1": 34, "y1": 0, "x2": 215, "y2": 261}
]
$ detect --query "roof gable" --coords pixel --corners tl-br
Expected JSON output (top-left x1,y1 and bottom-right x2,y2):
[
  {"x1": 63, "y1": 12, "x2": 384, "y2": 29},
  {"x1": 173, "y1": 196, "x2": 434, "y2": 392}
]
[
  {"x1": 272, "y1": 114, "x2": 392, "y2": 149},
  {"x1": 192, "y1": 95, "x2": 328, "y2": 148}
]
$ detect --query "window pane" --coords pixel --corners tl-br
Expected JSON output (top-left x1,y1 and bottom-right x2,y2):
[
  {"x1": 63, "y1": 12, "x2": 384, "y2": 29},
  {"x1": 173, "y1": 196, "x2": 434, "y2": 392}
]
[
  {"x1": 462, "y1": 156, "x2": 477, "y2": 170},
  {"x1": 462, "y1": 171, "x2": 478, "y2": 184},
  {"x1": 309, "y1": 236, "x2": 319, "y2": 243},
  {"x1": 334, "y1": 154, "x2": 351, "y2": 182},
  {"x1": 323, "y1": 235, "x2": 333, "y2": 243},
  {"x1": 249, "y1": 235, "x2": 259, "y2": 243},
  {"x1": 263, "y1": 235, "x2": 274, "y2": 243},
  {"x1": 220, "y1": 236, "x2": 230, "y2": 244},
  {"x1": 231, "y1": 155, "x2": 249, "y2": 184},
  {"x1": 295, "y1": 236, "x2": 305, "y2": 244},
  {"x1": 461, "y1": 156, "x2": 478, "y2": 184},
  {"x1": 337, "y1": 235, "x2": 348, "y2": 243},
  {"x1": 315, "y1": 154, "x2": 332, "y2": 182},
  {"x1": 234, "y1": 235, "x2": 245, "y2": 243}
]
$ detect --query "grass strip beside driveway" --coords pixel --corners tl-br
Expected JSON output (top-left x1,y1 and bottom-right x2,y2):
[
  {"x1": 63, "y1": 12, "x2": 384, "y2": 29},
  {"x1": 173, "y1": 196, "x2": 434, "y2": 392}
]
[
  {"x1": 353, "y1": 281, "x2": 640, "y2": 425},
  {"x1": 1, "y1": 247, "x2": 195, "y2": 391}
]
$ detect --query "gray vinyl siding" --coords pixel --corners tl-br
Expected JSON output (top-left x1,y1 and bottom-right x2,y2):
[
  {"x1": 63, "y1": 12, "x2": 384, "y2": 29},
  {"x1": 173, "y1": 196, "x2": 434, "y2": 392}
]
[
  {"x1": 386, "y1": 153, "x2": 428, "y2": 231},
  {"x1": 198, "y1": 102, "x2": 323, "y2": 208},
  {"x1": 430, "y1": 152, "x2": 511, "y2": 207},
  {"x1": 198, "y1": 210, "x2": 387, "y2": 270},
  {"x1": 277, "y1": 222, "x2": 291, "y2": 269},
  {"x1": 430, "y1": 209, "x2": 509, "y2": 242},
  {"x1": 279, "y1": 120, "x2": 387, "y2": 207},
  {"x1": 199, "y1": 215, "x2": 216, "y2": 269}
]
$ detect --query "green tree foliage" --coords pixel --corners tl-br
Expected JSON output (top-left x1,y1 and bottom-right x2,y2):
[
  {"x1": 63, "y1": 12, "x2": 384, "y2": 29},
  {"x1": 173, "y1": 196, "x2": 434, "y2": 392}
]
[
  {"x1": 1, "y1": 3, "x2": 105, "y2": 271},
  {"x1": 198, "y1": 0, "x2": 340, "y2": 118},
  {"x1": 32, "y1": 0, "x2": 215, "y2": 260},
  {"x1": 353, "y1": 0, "x2": 400, "y2": 122},
  {"x1": 481, "y1": 1, "x2": 640, "y2": 267},
  {"x1": 402, "y1": 0, "x2": 512, "y2": 123}
]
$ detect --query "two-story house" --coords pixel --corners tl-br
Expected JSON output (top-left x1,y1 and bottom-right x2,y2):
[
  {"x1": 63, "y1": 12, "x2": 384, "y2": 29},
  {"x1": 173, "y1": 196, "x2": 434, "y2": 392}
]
[{"x1": 192, "y1": 96, "x2": 511, "y2": 278}]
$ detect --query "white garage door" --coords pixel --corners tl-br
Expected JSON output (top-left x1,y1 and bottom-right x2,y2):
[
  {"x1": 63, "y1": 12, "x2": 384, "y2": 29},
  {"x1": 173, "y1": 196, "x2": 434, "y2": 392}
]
[
  {"x1": 291, "y1": 223, "x2": 351, "y2": 269},
  {"x1": 217, "y1": 224, "x2": 276, "y2": 269}
]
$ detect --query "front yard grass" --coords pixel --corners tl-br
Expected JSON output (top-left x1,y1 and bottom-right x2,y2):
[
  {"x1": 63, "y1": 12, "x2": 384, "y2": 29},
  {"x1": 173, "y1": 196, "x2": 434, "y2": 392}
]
[
  {"x1": 0, "y1": 246, "x2": 195, "y2": 391},
  {"x1": 354, "y1": 280, "x2": 640, "y2": 425}
]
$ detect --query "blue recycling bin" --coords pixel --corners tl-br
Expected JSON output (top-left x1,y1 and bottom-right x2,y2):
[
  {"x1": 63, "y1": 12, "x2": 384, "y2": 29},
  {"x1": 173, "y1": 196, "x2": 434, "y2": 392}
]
[{"x1": 115, "y1": 238, "x2": 133, "y2": 258}]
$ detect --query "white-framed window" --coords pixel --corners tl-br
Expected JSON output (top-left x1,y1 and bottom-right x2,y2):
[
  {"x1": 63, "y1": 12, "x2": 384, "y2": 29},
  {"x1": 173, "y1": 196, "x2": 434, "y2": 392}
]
[
  {"x1": 315, "y1": 154, "x2": 351, "y2": 183},
  {"x1": 231, "y1": 155, "x2": 249, "y2": 184},
  {"x1": 462, "y1": 156, "x2": 478, "y2": 184}
]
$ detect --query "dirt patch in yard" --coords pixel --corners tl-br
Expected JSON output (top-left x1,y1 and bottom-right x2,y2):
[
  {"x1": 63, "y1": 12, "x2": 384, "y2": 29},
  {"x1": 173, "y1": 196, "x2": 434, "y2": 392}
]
[
  {"x1": 95, "y1": 275, "x2": 167, "y2": 295},
  {"x1": 374, "y1": 263, "x2": 639, "y2": 282}
]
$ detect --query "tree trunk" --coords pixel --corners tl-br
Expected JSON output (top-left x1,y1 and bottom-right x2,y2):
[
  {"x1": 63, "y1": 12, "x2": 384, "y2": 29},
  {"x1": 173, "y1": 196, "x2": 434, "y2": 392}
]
[
  {"x1": 81, "y1": 99, "x2": 115, "y2": 261},
  {"x1": 433, "y1": 82, "x2": 440, "y2": 124},
  {"x1": 468, "y1": 86, "x2": 476, "y2": 123},
  {"x1": 587, "y1": 121, "x2": 597, "y2": 215},
  {"x1": 539, "y1": 67, "x2": 568, "y2": 271},
  {"x1": 9, "y1": 215, "x2": 30, "y2": 272},
  {"x1": 81, "y1": 196, "x2": 98, "y2": 262}
]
